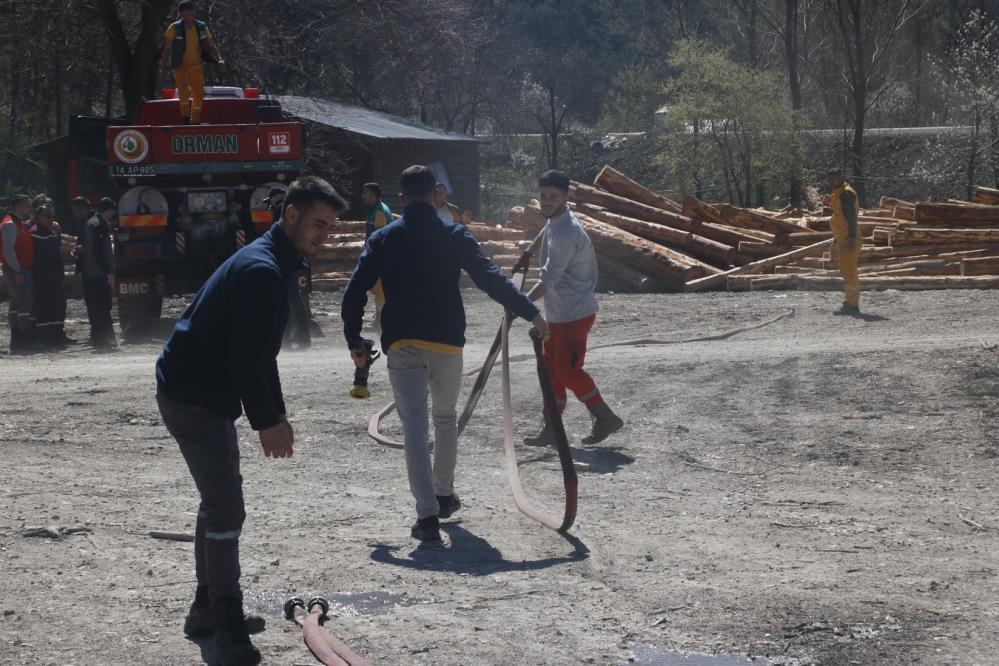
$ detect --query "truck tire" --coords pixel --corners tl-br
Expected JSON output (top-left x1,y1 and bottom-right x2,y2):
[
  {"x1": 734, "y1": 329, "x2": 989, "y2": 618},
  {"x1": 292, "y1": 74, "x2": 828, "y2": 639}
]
[{"x1": 119, "y1": 294, "x2": 163, "y2": 340}]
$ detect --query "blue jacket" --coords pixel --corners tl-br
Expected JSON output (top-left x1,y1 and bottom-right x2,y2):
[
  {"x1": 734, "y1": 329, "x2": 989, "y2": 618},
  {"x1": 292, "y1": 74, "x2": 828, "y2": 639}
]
[
  {"x1": 341, "y1": 202, "x2": 539, "y2": 351},
  {"x1": 156, "y1": 223, "x2": 304, "y2": 430}
]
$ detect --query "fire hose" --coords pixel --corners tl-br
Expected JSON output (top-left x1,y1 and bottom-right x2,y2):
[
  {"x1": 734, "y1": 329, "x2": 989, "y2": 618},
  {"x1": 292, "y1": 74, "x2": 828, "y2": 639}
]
[
  {"x1": 363, "y1": 255, "x2": 795, "y2": 533},
  {"x1": 284, "y1": 596, "x2": 372, "y2": 666}
]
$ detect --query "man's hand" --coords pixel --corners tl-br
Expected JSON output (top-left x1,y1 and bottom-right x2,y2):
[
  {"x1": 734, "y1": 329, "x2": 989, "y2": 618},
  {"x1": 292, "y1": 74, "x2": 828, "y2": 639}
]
[
  {"x1": 280, "y1": 416, "x2": 294, "y2": 447},
  {"x1": 531, "y1": 314, "x2": 550, "y2": 342},
  {"x1": 259, "y1": 421, "x2": 293, "y2": 458},
  {"x1": 350, "y1": 348, "x2": 368, "y2": 368},
  {"x1": 106, "y1": 274, "x2": 115, "y2": 288},
  {"x1": 13, "y1": 272, "x2": 24, "y2": 286}
]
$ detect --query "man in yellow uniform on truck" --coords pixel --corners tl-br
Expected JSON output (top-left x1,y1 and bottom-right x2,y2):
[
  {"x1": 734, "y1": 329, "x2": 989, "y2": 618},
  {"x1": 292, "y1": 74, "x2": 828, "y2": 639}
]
[
  {"x1": 826, "y1": 169, "x2": 862, "y2": 316},
  {"x1": 159, "y1": 1, "x2": 226, "y2": 125}
]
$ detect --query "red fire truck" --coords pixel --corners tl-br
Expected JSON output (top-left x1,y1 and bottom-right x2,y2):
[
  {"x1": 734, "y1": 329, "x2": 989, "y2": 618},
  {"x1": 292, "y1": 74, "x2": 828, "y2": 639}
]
[{"x1": 104, "y1": 86, "x2": 305, "y2": 335}]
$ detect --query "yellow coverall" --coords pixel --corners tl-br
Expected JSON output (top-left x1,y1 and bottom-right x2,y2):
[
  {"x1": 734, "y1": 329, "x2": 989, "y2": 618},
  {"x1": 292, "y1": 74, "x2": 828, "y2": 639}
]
[
  {"x1": 165, "y1": 22, "x2": 212, "y2": 124},
  {"x1": 829, "y1": 182, "x2": 861, "y2": 307}
]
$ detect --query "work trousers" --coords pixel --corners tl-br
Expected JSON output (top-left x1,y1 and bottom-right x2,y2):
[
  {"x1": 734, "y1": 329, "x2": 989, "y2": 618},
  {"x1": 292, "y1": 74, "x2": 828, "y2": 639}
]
[
  {"x1": 387, "y1": 347, "x2": 463, "y2": 519},
  {"x1": 831, "y1": 218, "x2": 861, "y2": 307},
  {"x1": 157, "y1": 392, "x2": 245, "y2": 603},
  {"x1": 82, "y1": 276, "x2": 115, "y2": 345},
  {"x1": 542, "y1": 313, "x2": 602, "y2": 413},
  {"x1": 173, "y1": 64, "x2": 206, "y2": 123},
  {"x1": 3, "y1": 265, "x2": 34, "y2": 347}
]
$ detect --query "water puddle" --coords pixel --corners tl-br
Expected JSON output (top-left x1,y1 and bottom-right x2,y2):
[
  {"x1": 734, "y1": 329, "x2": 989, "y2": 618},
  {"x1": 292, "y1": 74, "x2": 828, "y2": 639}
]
[
  {"x1": 243, "y1": 590, "x2": 431, "y2": 618},
  {"x1": 626, "y1": 645, "x2": 802, "y2": 666}
]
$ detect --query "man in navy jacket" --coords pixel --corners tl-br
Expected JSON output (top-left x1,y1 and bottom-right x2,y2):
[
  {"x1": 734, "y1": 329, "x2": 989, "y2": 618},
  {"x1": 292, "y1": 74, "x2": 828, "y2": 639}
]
[
  {"x1": 341, "y1": 165, "x2": 549, "y2": 542},
  {"x1": 156, "y1": 176, "x2": 346, "y2": 665}
]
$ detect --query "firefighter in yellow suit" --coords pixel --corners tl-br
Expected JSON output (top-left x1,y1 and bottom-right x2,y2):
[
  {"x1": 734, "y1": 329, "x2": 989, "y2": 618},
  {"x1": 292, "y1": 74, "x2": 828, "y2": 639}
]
[
  {"x1": 826, "y1": 170, "x2": 861, "y2": 315},
  {"x1": 158, "y1": 1, "x2": 225, "y2": 125}
]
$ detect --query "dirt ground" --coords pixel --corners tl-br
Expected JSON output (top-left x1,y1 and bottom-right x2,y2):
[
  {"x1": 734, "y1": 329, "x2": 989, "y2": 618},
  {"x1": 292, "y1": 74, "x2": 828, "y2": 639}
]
[{"x1": 2, "y1": 286, "x2": 998, "y2": 666}]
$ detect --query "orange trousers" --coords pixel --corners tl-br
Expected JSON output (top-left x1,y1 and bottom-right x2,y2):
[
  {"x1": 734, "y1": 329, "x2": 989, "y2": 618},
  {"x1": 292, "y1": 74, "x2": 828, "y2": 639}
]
[
  {"x1": 542, "y1": 314, "x2": 601, "y2": 413},
  {"x1": 173, "y1": 64, "x2": 206, "y2": 123}
]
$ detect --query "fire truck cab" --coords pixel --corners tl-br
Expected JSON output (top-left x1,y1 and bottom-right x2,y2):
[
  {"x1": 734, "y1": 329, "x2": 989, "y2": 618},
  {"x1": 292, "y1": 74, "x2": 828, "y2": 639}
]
[{"x1": 106, "y1": 86, "x2": 305, "y2": 335}]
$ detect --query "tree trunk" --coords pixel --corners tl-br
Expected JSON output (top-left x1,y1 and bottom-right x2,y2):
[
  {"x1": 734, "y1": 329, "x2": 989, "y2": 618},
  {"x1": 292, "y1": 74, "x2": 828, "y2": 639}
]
[
  {"x1": 785, "y1": 0, "x2": 802, "y2": 109},
  {"x1": 592, "y1": 165, "x2": 683, "y2": 213}
]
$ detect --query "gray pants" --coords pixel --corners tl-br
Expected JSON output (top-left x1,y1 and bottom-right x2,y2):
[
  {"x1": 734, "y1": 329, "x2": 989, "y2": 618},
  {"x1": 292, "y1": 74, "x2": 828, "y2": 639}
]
[
  {"x1": 387, "y1": 347, "x2": 463, "y2": 519},
  {"x1": 3, "y1": 265, "x2": 33, "y2": 332}
]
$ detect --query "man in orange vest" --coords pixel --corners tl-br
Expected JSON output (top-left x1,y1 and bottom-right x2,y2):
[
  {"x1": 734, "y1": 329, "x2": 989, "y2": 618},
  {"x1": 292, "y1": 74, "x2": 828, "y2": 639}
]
[
  {"x1": 826, "y1": 170, "x2": 862, "y2": 315},
  {"x1": 158, "y1": 1, "x2": 226, "y2": 125},
  {"x1": 1, "y1": 194, "x2": 36, "y2": 353}
]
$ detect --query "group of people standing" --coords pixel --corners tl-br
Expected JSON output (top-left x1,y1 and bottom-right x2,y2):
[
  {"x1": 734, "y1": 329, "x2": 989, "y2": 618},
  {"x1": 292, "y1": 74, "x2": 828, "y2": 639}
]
[
  {"x1": 1, "y1": 194, "x2": 118, "y2": 354},
  {"x1": 154, "y1": 166, "x2": 624, "y2": 664}
]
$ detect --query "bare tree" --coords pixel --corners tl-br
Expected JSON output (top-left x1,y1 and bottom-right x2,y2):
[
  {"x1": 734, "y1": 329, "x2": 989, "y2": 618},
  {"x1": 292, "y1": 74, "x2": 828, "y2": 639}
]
[{"x1": 827, "y1": 0, "x2": 924, "y2": 204}]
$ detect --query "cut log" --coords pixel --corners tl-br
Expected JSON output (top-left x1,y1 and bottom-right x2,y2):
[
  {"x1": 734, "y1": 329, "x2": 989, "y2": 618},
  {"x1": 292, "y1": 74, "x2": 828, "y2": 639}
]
[
  {"x1": 596, "y1": 253, "x2": 677, "y2": 292},
  {"x1": 799, "y1": 275, "x2": 999, "y2": 291},
  {"x1": 895, "y1": 228, "x2": 999, "y2": 244},
  {"x1": 464, "y1": 225, "x2": 531, "y2": 242},
  {"x1": 914, "y1": 203, "x2": 999, "y2": 226},
  {"x1": 592, "y1": 165, "x2": 682, "y2": 213},
  {"x1": 685, "y1": 238, "x2": 834, "y2": 292},
  {"x1": 974, "y1": 186, "x2": 999, "y2": 205},
  {"x1": 727, "y1": 274, "x2": 999, "y2": 292},
  {"x1": 681, "y1": 195, "x2": 726, "y2": 226},
  {"x1": 737, "y1": 241, "x2": 789, "y2": 259},
  {"x1": 572, "y1": 203, "x2": 743, "y2": 267},
  {"x1": 726, "y1": 274, "x2": 802, "y2": 292},
  {"x1": 960, "y1": 255, "x2": 999, "y2": 276},
  {"x1": 805, "y1": 216, "x2": 832, "y2": 231},
  {"x1": 788, "y1": 231, "x2": 833, "y2": 246},
  {"x1": 513, "y1": 204, "x2": 715, "y2": 285},
  {"x1": 333, "y1": 221, "x2": 367, "y2": 234},
  {"x1": 714, "y1": 203, "x2": 804, "y2": 239},
  {"x1": 572, "y1": 210, "x2": 719, "y2": 284},
  {"x1": 856, "y1": 257, "x2": 963, "y2": 275},
  {"x1": 892, "y1": 205, "x2": 916, "y2": 221},
  {"x1": 508, "y1": 204, "x2": 547, "y2": 233},
  {"x1": 315, "y1": 241, "x2": 365, "y2": 263},
  {"x1": 860, "y1": 243, "x2": 999, "y2": 261},
  {"x1": 565, "y1": 185, "x2": 765, "y2": 248},
  {"x1": 879, "y1": 196, "x2": 914, "y2": 209}
]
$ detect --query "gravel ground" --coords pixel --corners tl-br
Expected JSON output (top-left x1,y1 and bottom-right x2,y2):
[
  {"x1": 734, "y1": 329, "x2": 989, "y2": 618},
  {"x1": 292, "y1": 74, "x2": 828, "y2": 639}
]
[{"x1": 1, "y1": 287, "x2": 998, "y2": 665}]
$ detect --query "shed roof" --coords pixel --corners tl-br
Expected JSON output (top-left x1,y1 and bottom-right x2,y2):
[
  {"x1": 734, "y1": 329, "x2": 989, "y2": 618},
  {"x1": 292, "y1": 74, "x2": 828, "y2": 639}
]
[{"x1": 276, "y1": 96, "x2": 482, "y2": 143}]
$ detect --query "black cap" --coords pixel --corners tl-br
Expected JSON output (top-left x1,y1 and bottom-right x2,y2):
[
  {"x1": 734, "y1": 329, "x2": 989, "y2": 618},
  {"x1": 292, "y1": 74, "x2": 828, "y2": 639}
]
[
  {"x1": 96, "y1": 197, "x2": 117, "y2": 213},
  {"x1": 263, "y1": 186, "x2": 285, "y2": 203}
]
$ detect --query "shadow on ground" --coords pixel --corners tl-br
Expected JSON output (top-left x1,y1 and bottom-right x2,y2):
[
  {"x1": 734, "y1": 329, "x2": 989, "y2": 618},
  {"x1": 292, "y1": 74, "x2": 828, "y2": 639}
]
[{"x1": 369, "y1": 521, "x2": 588, "y2": 574}]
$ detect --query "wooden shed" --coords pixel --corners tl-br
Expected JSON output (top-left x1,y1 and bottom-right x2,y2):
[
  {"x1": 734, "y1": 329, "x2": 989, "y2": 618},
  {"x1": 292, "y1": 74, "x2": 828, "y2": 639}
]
[{"x1": 277, "y1": 96, "x2": 484, "y2": 218}]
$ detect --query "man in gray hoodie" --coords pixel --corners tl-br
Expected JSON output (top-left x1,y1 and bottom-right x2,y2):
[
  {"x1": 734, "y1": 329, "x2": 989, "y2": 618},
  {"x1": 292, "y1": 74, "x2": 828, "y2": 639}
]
[{"x1": 523, "y1": 170, "x2": 624, "y2": 447}]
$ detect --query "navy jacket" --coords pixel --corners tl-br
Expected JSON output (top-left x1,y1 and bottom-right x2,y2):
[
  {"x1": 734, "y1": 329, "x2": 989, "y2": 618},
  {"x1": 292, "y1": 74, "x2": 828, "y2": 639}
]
[
  {"x1": 156, "y1": 223, "x2": 304, "y2": 430},
  {"x1": 341, "y1": 201, "x2": 539, "y2": 351}
]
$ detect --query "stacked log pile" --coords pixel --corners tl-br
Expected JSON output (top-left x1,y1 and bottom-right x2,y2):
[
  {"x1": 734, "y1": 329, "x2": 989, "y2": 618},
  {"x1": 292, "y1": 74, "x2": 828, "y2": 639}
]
[
  {"x1": 505, "y1": 164, "x2": 999, "y2": 294},
  {"x1": 309, "y1": 218, "x2": 536, "y2": 292},
  {"x1": 717, "y1": 186, "x2": 999, "y2": 292}
]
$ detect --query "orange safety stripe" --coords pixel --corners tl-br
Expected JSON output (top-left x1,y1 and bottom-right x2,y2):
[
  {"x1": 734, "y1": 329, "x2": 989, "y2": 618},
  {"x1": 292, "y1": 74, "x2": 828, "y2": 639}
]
[
  {"x1": 251, "y1": 210, "x2": 273, "y2": 223},
  {"x1": 120, "y1": 214, "x2": 168, "y2": 228}
]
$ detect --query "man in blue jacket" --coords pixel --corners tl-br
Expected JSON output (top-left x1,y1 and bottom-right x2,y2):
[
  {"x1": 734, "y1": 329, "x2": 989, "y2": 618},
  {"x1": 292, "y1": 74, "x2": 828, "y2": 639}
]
[
  {"x1": 341, "y1": 165, "x2": 550, "y2": 542},
  {"x1": 156, "y1": 176, "x2": 346, "y2": 665}
]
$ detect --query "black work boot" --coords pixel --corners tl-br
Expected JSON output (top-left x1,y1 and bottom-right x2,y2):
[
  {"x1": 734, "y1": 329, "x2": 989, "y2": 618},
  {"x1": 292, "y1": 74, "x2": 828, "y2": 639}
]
[
  {"x1": 411, "y1": 515, "x2": 442, "y2": 541},
  {"x1": 582, "y1": 401, "x2": 624, "y2": 445},
  {"x1": 183, "y1": 586, "x2": 265, "y2": 638},
  {"x1": 523, "y1": 417, "x2": 555, "y2": 447},
  {"x1": 833, "y1": 302, "x2": 860, "y2": 316},
  {"x1": 436, "y1": 493, "x2": 461, "y2": 520},
  {"x1": 213, "y1": 597, "x2": 262, "y2": 666}
]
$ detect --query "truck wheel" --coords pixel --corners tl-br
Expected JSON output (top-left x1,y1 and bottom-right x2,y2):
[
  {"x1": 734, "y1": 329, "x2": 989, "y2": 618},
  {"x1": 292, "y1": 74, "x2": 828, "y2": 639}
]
[{"x1": 119, "y1": 295, "x2": 163, "y2": 340}]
